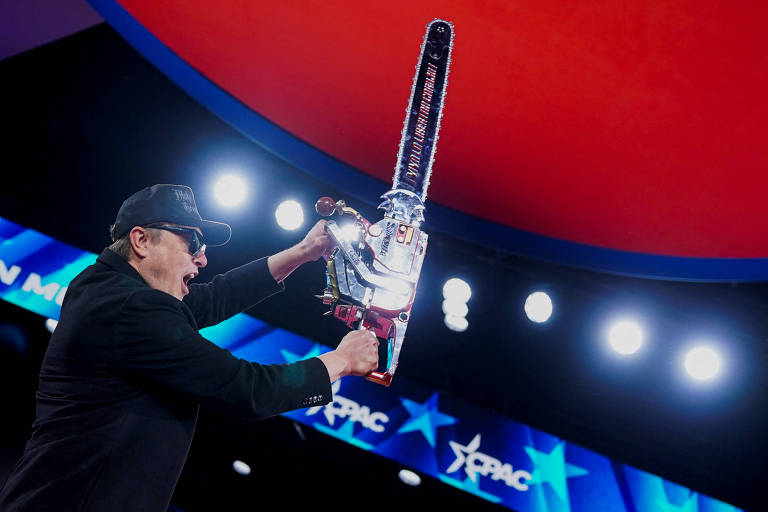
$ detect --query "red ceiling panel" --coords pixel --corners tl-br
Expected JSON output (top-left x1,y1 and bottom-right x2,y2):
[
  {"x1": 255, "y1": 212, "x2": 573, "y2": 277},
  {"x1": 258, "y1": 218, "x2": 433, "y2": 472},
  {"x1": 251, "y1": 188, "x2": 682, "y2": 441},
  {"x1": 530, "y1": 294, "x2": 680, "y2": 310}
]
[{"x1": 110, "y1": 0, "x2": 768, "y2": 258}]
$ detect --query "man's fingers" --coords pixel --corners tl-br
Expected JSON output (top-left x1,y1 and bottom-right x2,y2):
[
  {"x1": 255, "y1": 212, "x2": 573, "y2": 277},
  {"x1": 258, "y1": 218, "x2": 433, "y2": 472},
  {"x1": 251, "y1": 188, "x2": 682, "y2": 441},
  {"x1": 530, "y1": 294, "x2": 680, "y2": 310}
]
[{"x1": 337, "y1": 328, "x2": 381, "y2": 376}]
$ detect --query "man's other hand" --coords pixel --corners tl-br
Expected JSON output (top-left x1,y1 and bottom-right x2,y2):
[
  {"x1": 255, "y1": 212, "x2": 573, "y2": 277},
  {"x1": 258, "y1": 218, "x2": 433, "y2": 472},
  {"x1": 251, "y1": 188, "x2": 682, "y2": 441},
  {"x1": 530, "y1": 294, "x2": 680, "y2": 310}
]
[
  {"x1": 267, "y1": 220, "x2": 336, "y2": 282},
  {"x1": 318, "y1": 330, "x2": 379, "y2": 382},
  {"x1": 298, "y1": 220, "x2": 335, "y2": 262}
]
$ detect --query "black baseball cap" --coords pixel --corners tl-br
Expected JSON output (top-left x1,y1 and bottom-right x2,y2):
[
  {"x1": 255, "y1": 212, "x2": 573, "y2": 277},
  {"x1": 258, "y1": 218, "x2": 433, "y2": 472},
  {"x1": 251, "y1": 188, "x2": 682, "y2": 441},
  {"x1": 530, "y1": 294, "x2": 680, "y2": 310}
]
[{"x1": 113, "y1": 184, "x2": 231, "y2": 246}]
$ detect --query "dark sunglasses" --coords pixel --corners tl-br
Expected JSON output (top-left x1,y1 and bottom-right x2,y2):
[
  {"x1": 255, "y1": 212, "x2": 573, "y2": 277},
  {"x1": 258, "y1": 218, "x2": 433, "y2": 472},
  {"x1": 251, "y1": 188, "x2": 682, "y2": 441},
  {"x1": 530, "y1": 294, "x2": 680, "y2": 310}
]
[{"x1": 147, "y1": 225, "x2": 206, "y2": 256}]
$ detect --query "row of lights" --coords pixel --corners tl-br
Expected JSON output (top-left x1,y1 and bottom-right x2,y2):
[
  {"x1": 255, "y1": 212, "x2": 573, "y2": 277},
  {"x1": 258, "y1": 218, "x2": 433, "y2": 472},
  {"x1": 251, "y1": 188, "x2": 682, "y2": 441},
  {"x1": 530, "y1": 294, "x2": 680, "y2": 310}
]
[
  {"x1": 443, "y1": 279, "x2": 722, "y2": 383},
  {"x1": 213, "y1": 176, "x2": 723, "y2": 383},
  {"x1": 605, "y1": 319, "x2": 722, "y2": 381},
  {"x1": 442, "y1": 278, "x2": 471, "y2": 332},
  {"x1": 214, "y1": 174, "x2": 306, "y2": 230},
  {"x1": 231, "y1": 458, "x2": 423, "y2": 487}
]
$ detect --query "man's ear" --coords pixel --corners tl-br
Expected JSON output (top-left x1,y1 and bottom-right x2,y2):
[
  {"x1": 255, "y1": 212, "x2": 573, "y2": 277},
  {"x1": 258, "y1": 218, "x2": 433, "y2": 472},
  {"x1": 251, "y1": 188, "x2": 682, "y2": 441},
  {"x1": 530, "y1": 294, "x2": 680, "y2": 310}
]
[{"x1": 129, "y1": 227, "x2": 152, "y2": 259}]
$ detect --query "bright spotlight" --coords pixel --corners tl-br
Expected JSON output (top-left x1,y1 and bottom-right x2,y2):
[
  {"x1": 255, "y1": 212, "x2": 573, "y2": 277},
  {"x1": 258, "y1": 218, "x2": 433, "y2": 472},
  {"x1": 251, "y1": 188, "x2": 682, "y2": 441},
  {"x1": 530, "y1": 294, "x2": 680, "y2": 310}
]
[
  {"x1": 214, "y1": 174, "x2": 246, "y2": 207},
  {"x1": 524, "y1": 291, "x2": 552, "y2": 323},
  {"x1": 442, "y1": 299, "x2": 469, "y2": 317},
  {"x1": 232, "y1": 460, "x2": 251, "y2": 475},
  {"x1": 275, "y1": 200, "x2": 304, "y2": 230},
  {"x1": 45, "y1": 318, "x2": 58, "y2": 334},
  {"x1": 443, "y1": 278, "x2": 471, "y2": 303},
  {"x1": 684, "y1": 346, "x2": 721, "y2": 381},
  {"x1": 608, "y1": 320, "x2": 643, "y2": 355},
  {"x1": 398, "y1": 469, "x2": 422, "y2": 486},
  {"x1": 444, "y1": 314, "x2": 468, "y2": 332}
]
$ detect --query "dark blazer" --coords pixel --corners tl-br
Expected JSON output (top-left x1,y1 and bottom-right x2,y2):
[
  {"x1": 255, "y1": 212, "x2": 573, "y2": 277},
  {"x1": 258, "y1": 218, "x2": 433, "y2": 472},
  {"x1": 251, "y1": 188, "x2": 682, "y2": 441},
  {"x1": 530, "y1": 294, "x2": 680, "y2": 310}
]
[{"x1": 0, "y1": 249, "x2": 332, "y2": 511}]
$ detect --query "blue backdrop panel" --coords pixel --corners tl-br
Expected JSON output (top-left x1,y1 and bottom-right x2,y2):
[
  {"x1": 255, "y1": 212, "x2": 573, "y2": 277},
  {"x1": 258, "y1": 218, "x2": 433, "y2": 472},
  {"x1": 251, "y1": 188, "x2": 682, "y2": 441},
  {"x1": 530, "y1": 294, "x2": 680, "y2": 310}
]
[{"x1": 0, "y1": 216, "x2": 741, "y2": 512}]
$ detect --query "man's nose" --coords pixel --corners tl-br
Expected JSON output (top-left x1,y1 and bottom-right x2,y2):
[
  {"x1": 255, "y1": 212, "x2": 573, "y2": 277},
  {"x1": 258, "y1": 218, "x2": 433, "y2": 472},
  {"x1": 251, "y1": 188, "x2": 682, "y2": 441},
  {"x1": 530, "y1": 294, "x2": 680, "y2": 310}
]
[{"x1": 193, "y1": 250, "x2": 207, "y2": 268}]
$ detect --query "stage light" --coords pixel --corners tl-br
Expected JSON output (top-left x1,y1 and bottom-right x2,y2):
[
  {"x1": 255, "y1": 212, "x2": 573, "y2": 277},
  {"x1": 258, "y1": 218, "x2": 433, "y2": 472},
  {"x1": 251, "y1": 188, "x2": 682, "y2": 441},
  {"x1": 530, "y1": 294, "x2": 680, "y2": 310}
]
[
  {"x1": 524, "y1": 291, "x2": 552, "y2": 323},
  {"x1": 608, "y1": 320, "x2": 643, "y2": 355},
  {"x1": 442, "y1": 299, "x2": 469, "y2": 317},
  {"x1": 442, "y1": 278, "x2": 471, "y2": 303},
  {"x1": 684, "y1": 346, "x2": 721, "y2": 381},
  {"x1": 444, "y1": 314, "x2": 468, "y2": 333},
  {"x1": 214, "y1": 174, "x2": 246, "y2": 207},
  {"x1": 45, "y1": 318, "x2": 58, "y2": 333},
  {"x1": 442, "y1": 278, "x2": 471, "y2": 332},
  {"x1": 398, "y1": 468, "x2": 422, "y2": 486},
  {"x1": 232, "y1": 460, "x2": 251, "y2": 476},
  {"x1": 275, "y1": 200, "x2": 304, "y2": 230}
]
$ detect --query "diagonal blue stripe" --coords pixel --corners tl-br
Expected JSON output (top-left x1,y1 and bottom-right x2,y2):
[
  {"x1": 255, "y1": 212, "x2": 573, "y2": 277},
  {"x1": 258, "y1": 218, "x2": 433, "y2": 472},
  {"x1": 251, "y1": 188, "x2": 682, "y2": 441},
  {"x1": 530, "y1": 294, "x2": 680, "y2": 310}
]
[
  {"x1": 0, "y1": 229, "x2": 56, "y2": 263},
  {"x1": 0, "y1": 219, "x2": 26, "y2": 241}
]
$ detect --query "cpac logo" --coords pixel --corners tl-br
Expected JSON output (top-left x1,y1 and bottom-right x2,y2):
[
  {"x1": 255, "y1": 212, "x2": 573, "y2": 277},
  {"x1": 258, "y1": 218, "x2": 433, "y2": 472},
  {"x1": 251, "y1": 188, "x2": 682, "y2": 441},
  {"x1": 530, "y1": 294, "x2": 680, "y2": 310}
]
[
  {"x1": 446, "y1": 434, "x2": 532, "y2": 491},
  {"x1": 305, "y1": 380, "x2": 389, "y2": 433}
]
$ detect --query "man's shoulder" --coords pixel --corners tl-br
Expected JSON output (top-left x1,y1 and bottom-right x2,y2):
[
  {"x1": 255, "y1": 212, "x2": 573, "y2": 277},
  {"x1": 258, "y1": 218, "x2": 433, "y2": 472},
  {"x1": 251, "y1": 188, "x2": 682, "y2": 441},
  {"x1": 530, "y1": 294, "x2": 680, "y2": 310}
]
[
  {"x1": 70, "y1": 255, "x2": 134, "y2": 288},
  {"x1": 61, "y1": 257, "x2": 159, "y2": 322}
]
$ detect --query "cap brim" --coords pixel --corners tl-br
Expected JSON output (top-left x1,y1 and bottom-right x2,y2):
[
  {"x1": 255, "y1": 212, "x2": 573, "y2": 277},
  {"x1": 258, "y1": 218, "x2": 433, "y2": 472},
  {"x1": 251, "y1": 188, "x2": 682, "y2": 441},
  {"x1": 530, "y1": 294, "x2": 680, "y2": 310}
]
[{"x1": 200, "y1": 219, "x2": 232, "y2": 247}]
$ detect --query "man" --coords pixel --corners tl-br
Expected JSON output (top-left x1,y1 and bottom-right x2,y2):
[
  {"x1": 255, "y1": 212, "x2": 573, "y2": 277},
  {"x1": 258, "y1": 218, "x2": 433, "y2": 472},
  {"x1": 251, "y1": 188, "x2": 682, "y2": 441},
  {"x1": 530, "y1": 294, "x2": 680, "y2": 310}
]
[{"x1": 0, "y1": 184, "x2": 378, "y2": 511}]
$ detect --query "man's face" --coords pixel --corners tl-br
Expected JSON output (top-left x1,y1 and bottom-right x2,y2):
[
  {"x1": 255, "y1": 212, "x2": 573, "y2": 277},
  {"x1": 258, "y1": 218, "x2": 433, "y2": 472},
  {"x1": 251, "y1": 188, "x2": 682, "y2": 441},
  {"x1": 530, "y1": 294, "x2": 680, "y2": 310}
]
[{"x1": 142, "y1": 224, "x2": 208, "y2": 301}]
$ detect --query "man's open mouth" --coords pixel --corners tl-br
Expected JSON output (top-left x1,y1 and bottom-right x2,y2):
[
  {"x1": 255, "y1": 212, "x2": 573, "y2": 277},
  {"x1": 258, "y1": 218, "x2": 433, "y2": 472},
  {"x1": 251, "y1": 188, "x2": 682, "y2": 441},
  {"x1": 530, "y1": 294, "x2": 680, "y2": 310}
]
[{"x1": 182, "y1": 273, "x2": 197, "y2": 289}]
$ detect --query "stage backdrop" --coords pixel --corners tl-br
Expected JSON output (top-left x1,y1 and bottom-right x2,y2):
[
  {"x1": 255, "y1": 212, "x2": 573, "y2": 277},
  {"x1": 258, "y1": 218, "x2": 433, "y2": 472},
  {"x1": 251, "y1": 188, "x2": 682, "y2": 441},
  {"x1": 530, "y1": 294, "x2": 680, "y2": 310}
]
[{"x1": 0, "y1": 216, "x2": 742, "y2": 512}]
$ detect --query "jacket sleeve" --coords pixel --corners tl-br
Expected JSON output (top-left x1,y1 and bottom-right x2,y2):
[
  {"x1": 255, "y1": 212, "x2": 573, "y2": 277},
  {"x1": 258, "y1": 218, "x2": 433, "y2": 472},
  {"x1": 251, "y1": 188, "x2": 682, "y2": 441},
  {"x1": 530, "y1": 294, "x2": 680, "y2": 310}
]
[
  {"x1": 112, "y1": 288, "x2": 331, "y2": 417},
  {"x1": 182, "y1": 257, "x2": 284, "y2": 329}
]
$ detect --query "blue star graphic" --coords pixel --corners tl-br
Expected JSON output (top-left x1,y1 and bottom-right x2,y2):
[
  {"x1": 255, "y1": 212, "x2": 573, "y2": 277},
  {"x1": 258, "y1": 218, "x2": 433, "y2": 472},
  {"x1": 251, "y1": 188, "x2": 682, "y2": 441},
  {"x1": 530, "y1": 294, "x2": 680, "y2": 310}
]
[
  {"x1": 281, "y1": 344, "x2": 323, "y2": 364},
  {"x1": 524, "y1": 441, "x2": 589, "y2": 503},
  {"x1": 397, "y1": 392, "x2": 457, "y2": 447}
]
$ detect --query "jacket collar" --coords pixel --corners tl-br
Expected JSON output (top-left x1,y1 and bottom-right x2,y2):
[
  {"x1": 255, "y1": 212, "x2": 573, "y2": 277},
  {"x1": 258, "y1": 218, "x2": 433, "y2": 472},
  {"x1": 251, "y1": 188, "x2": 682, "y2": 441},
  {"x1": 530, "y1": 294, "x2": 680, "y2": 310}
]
[{"x1": 97, "y1": 248, "x2": 149, "y2": 286}]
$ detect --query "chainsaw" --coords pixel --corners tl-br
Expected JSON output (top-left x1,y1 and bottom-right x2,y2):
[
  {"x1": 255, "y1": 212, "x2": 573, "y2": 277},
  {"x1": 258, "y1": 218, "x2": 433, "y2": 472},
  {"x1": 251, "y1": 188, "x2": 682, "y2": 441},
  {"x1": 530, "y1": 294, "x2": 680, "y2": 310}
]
[{"x1": 315, "y1": 19, "x2": 454, "y2": 386}]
